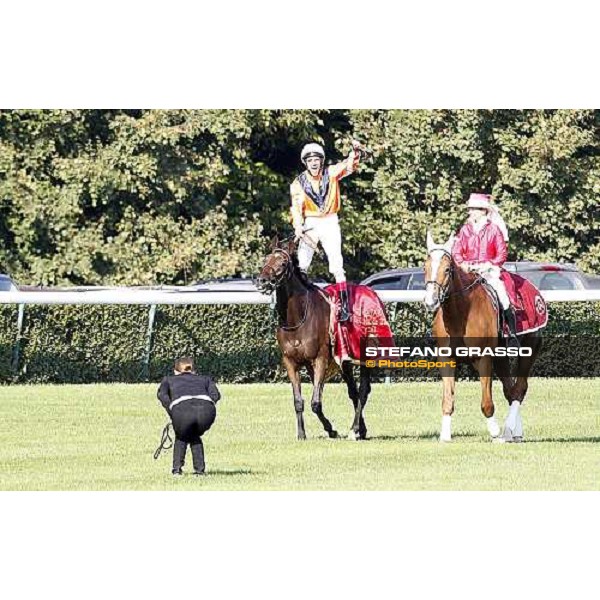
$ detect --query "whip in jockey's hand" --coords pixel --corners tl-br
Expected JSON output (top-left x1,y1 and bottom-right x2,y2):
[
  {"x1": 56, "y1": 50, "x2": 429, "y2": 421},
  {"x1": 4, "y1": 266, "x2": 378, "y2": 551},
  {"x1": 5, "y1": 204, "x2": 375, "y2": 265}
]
[
  {"x1": 289, "y1": 140, "x2": 362, "y2": 322},
  {"x1": 452, "y1": 193, "x2": 520, "y2": 348}
]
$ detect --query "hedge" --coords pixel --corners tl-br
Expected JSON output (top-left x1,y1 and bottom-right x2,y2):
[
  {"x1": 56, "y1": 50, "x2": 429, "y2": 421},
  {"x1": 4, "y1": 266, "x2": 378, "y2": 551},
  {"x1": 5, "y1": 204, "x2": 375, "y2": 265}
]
[{"x1": 0, "y1": 301, "x2": 599, "y2": 384}]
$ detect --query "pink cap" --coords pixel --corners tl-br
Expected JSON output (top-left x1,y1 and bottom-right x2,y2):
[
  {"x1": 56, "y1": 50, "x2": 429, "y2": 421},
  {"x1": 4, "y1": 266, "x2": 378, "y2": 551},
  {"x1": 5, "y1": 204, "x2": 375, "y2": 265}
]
[{"x1": 466, "y1": 193, "x2": 492, "y2": 209}]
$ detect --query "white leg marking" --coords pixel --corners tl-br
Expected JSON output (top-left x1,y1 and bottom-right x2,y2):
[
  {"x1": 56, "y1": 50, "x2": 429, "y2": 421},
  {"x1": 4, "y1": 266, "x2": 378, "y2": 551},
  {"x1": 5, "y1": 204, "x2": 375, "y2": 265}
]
[
  {"x1": 486, "y1": 415, "x2": 501, "y2": 438},
  {"x1": 440, "y1": 414, "x2": 452, "y2": 442}
]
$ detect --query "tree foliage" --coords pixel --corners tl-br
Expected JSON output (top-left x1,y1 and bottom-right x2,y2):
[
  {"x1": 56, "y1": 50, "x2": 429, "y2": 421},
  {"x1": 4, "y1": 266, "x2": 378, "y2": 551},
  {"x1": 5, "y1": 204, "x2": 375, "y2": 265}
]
[{"x1": 0, "y1": 109, "x2": 599, "y2": 285}]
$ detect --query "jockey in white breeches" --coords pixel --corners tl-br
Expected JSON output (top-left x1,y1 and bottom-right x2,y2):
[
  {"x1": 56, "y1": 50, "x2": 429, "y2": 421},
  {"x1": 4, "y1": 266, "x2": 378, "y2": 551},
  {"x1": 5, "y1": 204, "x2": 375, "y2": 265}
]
[{"x1": 290, "y1": 140, "x2": 362, "y2": 321}]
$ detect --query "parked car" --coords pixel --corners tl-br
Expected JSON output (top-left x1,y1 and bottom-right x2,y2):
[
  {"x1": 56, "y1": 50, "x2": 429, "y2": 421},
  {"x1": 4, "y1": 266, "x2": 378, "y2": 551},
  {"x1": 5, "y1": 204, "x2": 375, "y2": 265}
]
[
  {"x1": 0, "y1": 274, "x2": 18, "y2": 292},
  {"x1": 191, "y1": 277, "x2": 330, "y2": 291},
  {"x1": 360, "y1": 262, "x2": 600, "y2": 292}
]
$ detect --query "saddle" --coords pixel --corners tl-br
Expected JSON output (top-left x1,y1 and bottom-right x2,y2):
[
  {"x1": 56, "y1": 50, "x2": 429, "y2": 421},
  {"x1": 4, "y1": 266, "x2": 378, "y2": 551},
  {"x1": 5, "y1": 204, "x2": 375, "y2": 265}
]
[
  {"x1": 481, "y1": 272, "x2": 548, "y2": 337},
  {"x1": 323, "y1": 283, "x2": 394, "y2": 365}
]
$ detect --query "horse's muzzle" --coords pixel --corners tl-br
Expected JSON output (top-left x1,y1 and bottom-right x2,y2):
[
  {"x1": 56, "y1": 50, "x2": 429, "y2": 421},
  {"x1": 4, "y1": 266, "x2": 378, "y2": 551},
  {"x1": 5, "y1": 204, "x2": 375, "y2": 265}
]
[
  {"x1": 256, "y1": 277, "x2": 273, "y2": 294},
  {"x1": 424, "y1": 299, "x2": 439, "y2": 313}
]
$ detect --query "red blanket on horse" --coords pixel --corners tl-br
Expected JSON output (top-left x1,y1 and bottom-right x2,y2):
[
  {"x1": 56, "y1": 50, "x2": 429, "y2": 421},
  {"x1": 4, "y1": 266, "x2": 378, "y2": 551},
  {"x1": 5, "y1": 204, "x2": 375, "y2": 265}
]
[
  {"x1": 324, "y1": 283, "x2": 394, "y2": 364},
  {"x1": 499, "y1": 272, "x2": 548, "y2": 335}
]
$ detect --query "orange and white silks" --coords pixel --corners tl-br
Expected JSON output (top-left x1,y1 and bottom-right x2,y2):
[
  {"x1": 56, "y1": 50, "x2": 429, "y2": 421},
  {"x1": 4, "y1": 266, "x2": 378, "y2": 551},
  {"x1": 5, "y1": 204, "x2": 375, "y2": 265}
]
[{"x1": 290, "y1": 150, "x2": 360, "y2": 227}]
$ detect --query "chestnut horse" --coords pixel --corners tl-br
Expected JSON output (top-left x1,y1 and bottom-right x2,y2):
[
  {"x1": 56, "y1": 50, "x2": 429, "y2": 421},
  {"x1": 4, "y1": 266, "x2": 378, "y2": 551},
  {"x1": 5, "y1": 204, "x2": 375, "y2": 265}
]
[
  {"x1": 424, "y1": 232, "x2": 542, "y2": 443},
  {"x1": 256, "y1": 236, "x2": 372, "y2": 440}
]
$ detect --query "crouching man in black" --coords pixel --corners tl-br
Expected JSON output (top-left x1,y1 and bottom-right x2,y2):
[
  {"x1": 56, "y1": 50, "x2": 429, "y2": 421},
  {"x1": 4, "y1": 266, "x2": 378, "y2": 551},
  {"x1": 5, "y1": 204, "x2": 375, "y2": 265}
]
[{"x1": 157, "y1": 356, "x2": 221, "y2": 477}]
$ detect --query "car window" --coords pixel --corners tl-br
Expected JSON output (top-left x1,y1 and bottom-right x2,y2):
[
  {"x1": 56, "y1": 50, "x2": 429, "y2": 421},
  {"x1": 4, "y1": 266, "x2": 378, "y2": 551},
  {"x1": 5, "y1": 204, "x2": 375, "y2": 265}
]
[
  {"x1": 0, "y1": 277, "x2": 14, "y2": 292},
  {"x1": 538, "y1": 273, "x2": 577, "y2": 290},
  {"x1": 408, "y1": 273, "x2": 426, "y2": 290},
  {"x1": 369, "y1": 276, "x2": 409, "y2": 290}
]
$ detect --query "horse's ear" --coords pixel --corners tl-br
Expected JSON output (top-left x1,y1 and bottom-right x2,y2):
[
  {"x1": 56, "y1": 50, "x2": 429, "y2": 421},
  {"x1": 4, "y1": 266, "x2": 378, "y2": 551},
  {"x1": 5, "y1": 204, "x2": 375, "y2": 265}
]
[
  {"x1": 444, "y1": 234, "x2": 455, "y2": 253},
  {"x1": 270, "y1": 235, "x2": 279, "y2": 250},
  {"x1": 426, "y1": 230, "x2": 435, "y2": 252}
]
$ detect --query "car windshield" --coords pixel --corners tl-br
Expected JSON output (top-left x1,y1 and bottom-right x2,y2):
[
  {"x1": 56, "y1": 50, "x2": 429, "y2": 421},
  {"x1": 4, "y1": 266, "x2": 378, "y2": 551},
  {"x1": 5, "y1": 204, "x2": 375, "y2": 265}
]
[{"x1": 368, "y1": 275, "x2": 410, "y2": 290}]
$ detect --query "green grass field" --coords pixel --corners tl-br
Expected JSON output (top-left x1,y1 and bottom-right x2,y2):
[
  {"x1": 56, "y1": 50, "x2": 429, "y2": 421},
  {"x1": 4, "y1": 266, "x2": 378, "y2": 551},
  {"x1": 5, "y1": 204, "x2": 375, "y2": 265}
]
[{"x1": 0, "y1": 379, "x2": 598, "y2": 490}]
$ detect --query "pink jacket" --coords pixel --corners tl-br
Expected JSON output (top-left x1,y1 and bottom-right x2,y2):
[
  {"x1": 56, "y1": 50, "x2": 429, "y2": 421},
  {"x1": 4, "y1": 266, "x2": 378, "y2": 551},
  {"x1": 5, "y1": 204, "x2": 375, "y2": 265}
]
[{"x1": 451, "y1": 221, "x2": 508, "y2": 267}]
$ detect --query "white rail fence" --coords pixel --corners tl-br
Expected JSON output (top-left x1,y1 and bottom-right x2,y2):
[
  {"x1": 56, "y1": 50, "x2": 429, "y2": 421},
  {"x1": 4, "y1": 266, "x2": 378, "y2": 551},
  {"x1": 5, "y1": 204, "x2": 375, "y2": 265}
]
[
  {"x1": 1, "y1": 287, "x2": 599, "y2": 306},
  {"x1": 1, "y1": 287, "x2": 599, "y2": 378}
]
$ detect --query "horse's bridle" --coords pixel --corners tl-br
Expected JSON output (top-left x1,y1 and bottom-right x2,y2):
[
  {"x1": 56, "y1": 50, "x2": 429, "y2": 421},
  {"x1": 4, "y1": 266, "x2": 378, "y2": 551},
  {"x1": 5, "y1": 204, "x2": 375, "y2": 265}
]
[
  {"x1": 425, "y1": 249, "x2": 454, "y2": 305},
  {"x1": 261, "y1": 247, "x2": 293, "y2": 291},
  {"x1": 425, "y1": 249, "x2": 482, "y2": 305},
  {"x1": 259, "y1": 247, "x2": 311, "y2": 330}
]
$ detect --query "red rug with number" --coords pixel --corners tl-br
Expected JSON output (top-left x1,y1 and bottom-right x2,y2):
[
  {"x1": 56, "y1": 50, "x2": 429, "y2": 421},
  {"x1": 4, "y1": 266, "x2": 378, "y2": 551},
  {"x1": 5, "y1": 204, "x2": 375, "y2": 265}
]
[
  {"x1": 324, "y1": 283, "x2": 394, "y2": 364},
  {"x1": 499, "y1": 272, "x2": 548, "y2": 335}
]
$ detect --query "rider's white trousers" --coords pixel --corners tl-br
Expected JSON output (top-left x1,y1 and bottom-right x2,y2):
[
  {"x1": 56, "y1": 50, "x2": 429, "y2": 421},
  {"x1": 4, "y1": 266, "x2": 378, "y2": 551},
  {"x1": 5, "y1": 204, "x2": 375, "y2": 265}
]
[
  {"x1": 297, "y1": 214, "x2": 346, "y2": 283},
  {"x1": 473, "y1": 265, "x2": 510, "y2": 310}
]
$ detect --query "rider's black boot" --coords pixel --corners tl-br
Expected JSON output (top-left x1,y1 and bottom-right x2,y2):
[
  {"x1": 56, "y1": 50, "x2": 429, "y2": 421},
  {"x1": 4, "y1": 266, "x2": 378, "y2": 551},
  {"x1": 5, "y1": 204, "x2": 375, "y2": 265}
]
[
  {"x1": 339, "y1": 288, "x2": 350, "y2": 323},
  {"x1": 503, "y1": 307, "x2": 520, "y2": 348}
]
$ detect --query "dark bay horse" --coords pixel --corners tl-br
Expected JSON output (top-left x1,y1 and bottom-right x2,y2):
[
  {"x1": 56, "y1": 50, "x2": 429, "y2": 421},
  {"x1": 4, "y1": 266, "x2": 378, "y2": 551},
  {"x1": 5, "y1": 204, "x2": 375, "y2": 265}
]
[
  {"x1": 256, "y1": 236, "x2": 372, "y2": 440},
  {"x1": 424, "y1": 232, "x2": 542, "y2": 443}
]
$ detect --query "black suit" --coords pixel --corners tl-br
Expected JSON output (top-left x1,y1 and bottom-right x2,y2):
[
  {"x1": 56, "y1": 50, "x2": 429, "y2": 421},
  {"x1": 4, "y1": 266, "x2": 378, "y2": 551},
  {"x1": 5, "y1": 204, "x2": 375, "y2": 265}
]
[{"x1": 157, "y1": 373, "x2": 221, "y2": 474}]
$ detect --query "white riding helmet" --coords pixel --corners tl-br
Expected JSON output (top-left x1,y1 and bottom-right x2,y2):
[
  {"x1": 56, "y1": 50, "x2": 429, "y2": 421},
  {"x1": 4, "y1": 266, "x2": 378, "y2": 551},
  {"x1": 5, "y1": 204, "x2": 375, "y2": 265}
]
[{"x1": 301, "y1": 143, "x2": 325, "y2": 163}]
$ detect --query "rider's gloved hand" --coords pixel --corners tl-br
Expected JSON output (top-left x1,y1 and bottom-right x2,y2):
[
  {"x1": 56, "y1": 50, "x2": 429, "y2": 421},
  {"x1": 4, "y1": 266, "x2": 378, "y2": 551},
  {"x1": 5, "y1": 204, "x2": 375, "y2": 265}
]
[
  {"x1": 294, "y1": 224, "x2": 304, "y2": 240},
  {"x1": 460, "y1": 262, "x2": 473, "y2": 273}
]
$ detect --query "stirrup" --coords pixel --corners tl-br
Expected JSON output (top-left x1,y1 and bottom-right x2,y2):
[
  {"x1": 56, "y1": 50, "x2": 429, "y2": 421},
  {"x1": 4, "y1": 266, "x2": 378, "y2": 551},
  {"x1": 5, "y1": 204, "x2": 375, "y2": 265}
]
[{"x1": 507, "y1": 335, "x2": 520, "y2": 349}]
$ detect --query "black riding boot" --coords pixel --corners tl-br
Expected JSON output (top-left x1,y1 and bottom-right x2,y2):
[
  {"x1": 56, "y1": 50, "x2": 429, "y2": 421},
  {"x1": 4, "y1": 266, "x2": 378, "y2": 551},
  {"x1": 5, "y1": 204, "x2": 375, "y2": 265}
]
[
  {"x1": 503, "y1": 307, "x2": 520, "y2": 348},
  {"x1": 339, "y1": 288, "x2": 350, "y2": 323}
]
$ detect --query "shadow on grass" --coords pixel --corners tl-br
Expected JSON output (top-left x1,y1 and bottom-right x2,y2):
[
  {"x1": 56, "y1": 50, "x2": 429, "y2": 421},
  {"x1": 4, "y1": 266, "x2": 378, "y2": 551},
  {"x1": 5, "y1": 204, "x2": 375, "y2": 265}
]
[
  {"x1": 525, "y1": 436, "x2": 600, "y2": 444},
  {"x1": 206, "y1": 468, "x2": 256, "y2": 476},
  {"x1": 368, "y1": 431, "x2": 479, "y2": 442}
]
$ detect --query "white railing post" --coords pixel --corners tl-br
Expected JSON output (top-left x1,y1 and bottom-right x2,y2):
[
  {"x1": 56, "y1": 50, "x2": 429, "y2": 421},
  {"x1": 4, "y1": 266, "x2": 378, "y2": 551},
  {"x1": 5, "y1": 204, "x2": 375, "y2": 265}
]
[{"x1": 11, "y1": 303, "x2": 26, "y2": 376}]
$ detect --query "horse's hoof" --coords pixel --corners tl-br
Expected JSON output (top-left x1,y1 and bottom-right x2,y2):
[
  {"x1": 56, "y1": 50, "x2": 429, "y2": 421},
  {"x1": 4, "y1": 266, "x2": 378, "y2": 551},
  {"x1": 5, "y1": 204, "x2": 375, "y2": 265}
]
[
  {"x1": 492, "y1": 436, "x2": 507, "y2": 444},
  {"x1": 439, "y1": 436, "x2": 452, "y2": 443},
  {"x1": 499, "y1": 427, "x2": 523, "y2": 443},
  {"x1": 328, "y1": 430, "x2": 339, "y2": 439},
  {"x1": 297, "y1": 434, "x2": 307, "y2": 441},
  {"x1": 347, "y1": 430, "x2": 358, "y2": 441}
]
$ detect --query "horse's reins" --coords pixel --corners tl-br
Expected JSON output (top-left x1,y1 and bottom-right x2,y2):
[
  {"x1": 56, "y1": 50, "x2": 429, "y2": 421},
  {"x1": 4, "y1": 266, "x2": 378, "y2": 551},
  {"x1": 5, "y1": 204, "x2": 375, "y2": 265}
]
[
  {"x1": 425, "y1": 249, "x2": 483, "y2": 305},
  {"x1": 265, "y1": 247, "x2": 313, "y2": 331}
]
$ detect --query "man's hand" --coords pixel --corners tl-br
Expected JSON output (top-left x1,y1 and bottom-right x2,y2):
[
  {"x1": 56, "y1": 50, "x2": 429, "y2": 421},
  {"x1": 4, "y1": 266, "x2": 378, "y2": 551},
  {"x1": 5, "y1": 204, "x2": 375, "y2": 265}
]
[
  {"x1": 460, "y1": 262, "x2": 472, "y2": 273},
  {"x1": 479, "y1": 261, "x2": 493, "y2": 271},
  {"x1": 351, "y1": 139, "x2": 363, "y2": 153},
  {"x1": 294, "y1": 225, "x2": 304, "y2": 240}
]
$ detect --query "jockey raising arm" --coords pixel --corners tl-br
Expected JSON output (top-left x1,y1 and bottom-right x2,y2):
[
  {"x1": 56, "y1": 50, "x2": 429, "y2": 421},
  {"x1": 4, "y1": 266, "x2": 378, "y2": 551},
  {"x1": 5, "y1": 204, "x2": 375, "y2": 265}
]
[
  {"x1": 289, "y1": 139, "x2": 362, "y2": 322},
  {"x1": 451, "y1": 193, "x2": 519, "y2": 347},
  {"x1": 290, "y1": 141, "x2": 361, "y2": 238}
]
